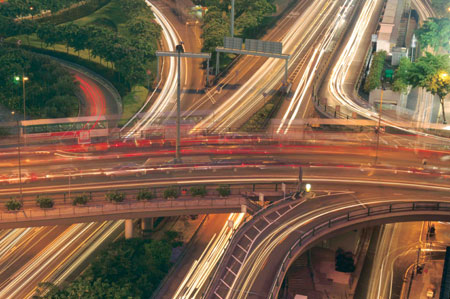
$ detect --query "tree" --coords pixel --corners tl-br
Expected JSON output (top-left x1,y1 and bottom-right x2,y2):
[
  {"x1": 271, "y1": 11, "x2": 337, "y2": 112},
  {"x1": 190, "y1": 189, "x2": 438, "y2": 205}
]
[
  {"x1": 201, "y1": 6, "x2": 229, "y2": 55},
  {"x1": 119, "y1": 0, "x2": 150, "y2": 18},
  {"x1": 335, "y1": 248, "x2": 355, "y2": 273},
  {"x1": 363, "y1": 51, "x2": 387, "y2": 92},
  {"x1": 430, "y1": 0, "x2": 450, "y2": 17},
  {"x1": 393, "y1": 52, "x2": 450, "y2": 123},
  {"x1": 415, "y1": 17, "x2": 450, "y2": 52},
  {"x1": 392, "y1": 57, "x2": 412, "y2": 93},
  {"x1": 426, "y1": 71, "x2": 450, "y2": 123}
]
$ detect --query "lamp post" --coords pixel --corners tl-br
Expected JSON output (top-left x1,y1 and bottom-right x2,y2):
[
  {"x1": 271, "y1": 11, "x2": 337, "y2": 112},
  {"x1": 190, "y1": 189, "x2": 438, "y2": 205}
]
[
  {"x1": 11, "y1": 111, "x2": 23, "y2": 203},
  {"x1": 14, "y1": 74, "x2": 28, "y2": 121},
  {"x1": 374, "y1": 82, "x2": 385, "y2": 164},
  {"x1": 229, "y1": 0, "x2": 235, "y2": 37},
  {"x1": 175, "y1": 42, "x2": 184, "y2": 163},
  {"x1": 411, "y1": 34, "x2": 417, "y2": 62},
  {"x1": 439, "y1": 72, "x2": 448, "y2": 124}
]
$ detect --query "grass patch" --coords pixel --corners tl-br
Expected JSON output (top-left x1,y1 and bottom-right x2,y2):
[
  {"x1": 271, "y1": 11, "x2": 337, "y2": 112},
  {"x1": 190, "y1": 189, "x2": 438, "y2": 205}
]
[
  {"x1": 240, "y1": 91, "x2": 284, "y2": 132},
  {"x1": 10, "y1": 34, "x2": 108, "y2": 67},
  {"x1": 119, "y1": 85, "x2": 149, "y2": 126},
  {"x1": 72, "y1": 0, "x2": 127, "y2": 29}
]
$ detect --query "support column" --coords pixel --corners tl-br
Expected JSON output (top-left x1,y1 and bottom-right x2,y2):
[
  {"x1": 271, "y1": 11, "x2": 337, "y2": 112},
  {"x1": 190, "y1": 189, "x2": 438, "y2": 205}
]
[
  {"x1": 125, "y1": 219, "x2": 133, "y2": 239},
  {"x1": 156, "y1": 57, "x2": 160, "y2": 82},
  {"x1": 206, "y1": 59, "x2": 210, "y2": 86},
  {"x1": 141, "y1": 218, "x2": 154, "y2": 231},
  {"x1": 285, "y1": 58, "x2": 289, "y2": 84},
  {"x1": 216, "y1": 52, "x2": 220, "y2": 76}
]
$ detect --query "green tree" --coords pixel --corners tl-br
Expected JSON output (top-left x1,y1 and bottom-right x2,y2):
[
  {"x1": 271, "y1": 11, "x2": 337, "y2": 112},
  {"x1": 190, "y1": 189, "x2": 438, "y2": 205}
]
[
  {"x1": 201, "y1": 6, "x2": 229, "y2": 55},
  {"x1": 415, "y1": 17, "x2": 450, "y2": 52},
  {"x1": 363, "y1": 51, "x2": 387, "y2": 92},
  {"x1": 392, "y1": 57, "x2": 412, "y2": 93},
  {"x1": 430, "y1": 0, "x2": 450, "y2": 17},
  {"x1": 119, "y1": 0, "x2": 150, "y2": 18},
  {"x1": 393, "y1": 52, "x2": 450, "y2": 123}
]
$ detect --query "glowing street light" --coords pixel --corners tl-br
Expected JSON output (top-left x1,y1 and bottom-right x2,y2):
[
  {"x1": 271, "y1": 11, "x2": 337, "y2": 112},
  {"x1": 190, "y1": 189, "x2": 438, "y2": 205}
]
[
  {"x1": 305, "y1": 183, "x2": 311, "y2": 193},
  {"x1": 11, "y1": 111, "x2": 23, "y2": 203},
  {"x1": 14, "y1": 74, "x2": 28, "y2": 120}
]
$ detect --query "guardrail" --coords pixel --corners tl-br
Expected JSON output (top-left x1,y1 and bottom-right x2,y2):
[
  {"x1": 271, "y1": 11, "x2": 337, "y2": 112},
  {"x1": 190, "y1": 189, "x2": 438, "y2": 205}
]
[
  {"x1": 205, "y1": 191, "x2": 354, "y2": 298},
  {"x1": 0, "y1": 182, "x2": 298, "y2": 227},
  {"x1": 0, "y1": 196, "x2": 252, "y2": 228},
  {"x1": 268, "y1": 201, "x2": 450, "y2": 298}
]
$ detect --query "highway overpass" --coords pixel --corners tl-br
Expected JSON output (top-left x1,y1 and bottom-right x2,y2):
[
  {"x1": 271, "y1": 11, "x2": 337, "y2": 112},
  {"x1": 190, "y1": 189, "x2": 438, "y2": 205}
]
[{"x1": 207, "y1": 187, "x2": 450, "y2": 299}]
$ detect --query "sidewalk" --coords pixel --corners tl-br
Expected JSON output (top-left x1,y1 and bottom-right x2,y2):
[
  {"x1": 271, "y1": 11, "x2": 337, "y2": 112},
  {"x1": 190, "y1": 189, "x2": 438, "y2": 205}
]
[{"x1": 406, "y1": 260, "x2": 442, "y2": 298}]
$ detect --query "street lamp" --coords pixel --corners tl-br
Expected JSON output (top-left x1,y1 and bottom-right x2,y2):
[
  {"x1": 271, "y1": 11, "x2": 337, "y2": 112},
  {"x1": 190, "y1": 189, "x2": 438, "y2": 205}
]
[
  {"x1": 14, "y1": 74, "x2": 29, "y2": 121},
  {"x1": 229, "y1": 0, "x2": 235, "y2": 37},
  {"x1": 175, "y1": 42, "x2": 185, "y2": 163},
  {"x1": 439, "y1": 72, "x2": 448, "y2": 124},
  {"x1": 374, "y1": 81, "x2": 385, "y2": 164},
  {"x1": 11, "y1": 111, "x2": 23, "y2": 203}
]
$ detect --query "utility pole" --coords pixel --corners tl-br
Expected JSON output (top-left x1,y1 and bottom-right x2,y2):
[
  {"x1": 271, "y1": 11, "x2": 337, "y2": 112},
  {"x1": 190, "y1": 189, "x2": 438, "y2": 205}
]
[
  {"x1": 176, "y1": 43, "x2": 183, "y2": 162},
  {"x1": 11, "y1": 111, "x2": 23, "y2": 203},
  {"x1": 231, "y1": 0, "x2": 235, "y2": 37},
  {"x1": 374, "y1": 82, "x2": 384, "y2": 164},
  {"x1": 156, "y1": 46, "x2": 211, "y2": 163}
]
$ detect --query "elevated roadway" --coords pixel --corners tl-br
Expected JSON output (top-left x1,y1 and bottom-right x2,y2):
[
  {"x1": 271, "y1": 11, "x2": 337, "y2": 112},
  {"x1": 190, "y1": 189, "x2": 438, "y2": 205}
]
[
  {"x1": 207, "y1": 185, "x2": 450, "y2": 299},
  {"x1": 0, "y1": 162, "x2": 448, "y2": 227}
]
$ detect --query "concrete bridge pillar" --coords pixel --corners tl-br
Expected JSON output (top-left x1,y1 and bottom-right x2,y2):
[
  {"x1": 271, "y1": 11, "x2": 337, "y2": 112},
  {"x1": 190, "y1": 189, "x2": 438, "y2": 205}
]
[
  {"x1": 125, "y1": 219, "x2": 133, "y2": 239},
  {"x1": 141, "y1": 218, "x2": 154, "y2": 231}
]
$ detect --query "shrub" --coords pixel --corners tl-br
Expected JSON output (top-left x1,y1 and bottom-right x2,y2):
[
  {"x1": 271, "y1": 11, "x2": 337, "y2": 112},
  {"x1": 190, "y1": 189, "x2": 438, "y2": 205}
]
[
  {"x1": 217, "y1": 185, "x2": 231, "y2": 197},
  {"x1": 190, "y1": 185, "x2": 207, "y2": 197},
  {"x1": 363, "y1": 51, "x2": 387, "y2": 92},
  {"x1": 163, "y1": 186, "x2": 179, "y2": 199},
  {"x1": 105, "y1": 191, "x2": 125, "y2": 203},
  {"x1": 72, "y1": 193, "x2": 91, "y2": 206},
  {"x1": 136, "y1": 189, "x2": 153, "y2": 201},
  {"x1": 5, "y1": 198, "x2": 22, "y2": 211},
  {"x1": 37, "y1": 196, "x2": 54, "y2": 208}
]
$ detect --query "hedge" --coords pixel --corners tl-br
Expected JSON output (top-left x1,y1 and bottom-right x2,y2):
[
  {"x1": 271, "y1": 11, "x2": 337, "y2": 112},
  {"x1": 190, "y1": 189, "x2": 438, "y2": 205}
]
[{"x1": 363, "y1": 50, "x2": 387, "y2": 92}]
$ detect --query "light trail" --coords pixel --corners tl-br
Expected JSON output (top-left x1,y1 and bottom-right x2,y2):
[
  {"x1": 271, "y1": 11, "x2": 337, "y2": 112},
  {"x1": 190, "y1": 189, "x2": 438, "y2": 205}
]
[
  {"x1": 191, "y1": 0, "x2": 336, "y2": 134},
  {"x1": 123, "y1": 0, "x2": 181, "y2": 138},
  {"x1": 173, "y1": 213, "x2": 244, "y2": 298},
  {"x1": 0, "y1": 224, "x2": 95, "y2": 298},
  {"x1": 326, "y1": 0, "x2": 448, "y2": 140},
  {"x1": 277, "y1": 0, "x2": 355, "y2": 133},
  {"x1": 229, "y1": 196, "x2": 449, "y2": 298}
]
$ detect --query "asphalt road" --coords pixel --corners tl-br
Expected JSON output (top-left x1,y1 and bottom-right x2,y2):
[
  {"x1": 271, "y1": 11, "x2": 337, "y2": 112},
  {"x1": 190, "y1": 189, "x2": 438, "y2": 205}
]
[{"x1": 208, "y1": 185, "x2": 450, "y2": 299}]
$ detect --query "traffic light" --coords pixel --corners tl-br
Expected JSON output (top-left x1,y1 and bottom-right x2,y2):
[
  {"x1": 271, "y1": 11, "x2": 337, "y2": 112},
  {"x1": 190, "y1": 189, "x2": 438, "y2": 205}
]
[{"x1": 417, "y1": 265, "x2": 423, "y2": 274}]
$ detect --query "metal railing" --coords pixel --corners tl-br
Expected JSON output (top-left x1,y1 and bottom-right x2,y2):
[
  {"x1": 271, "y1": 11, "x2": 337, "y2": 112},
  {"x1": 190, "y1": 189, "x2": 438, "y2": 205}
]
[
  {"x1": 204, "y1": 191, "x2": 354, "y2": 298},
  {"x1": 268, "y1": 201, "x2": 450, "y2": 298},
  {"x1": 0, "y1": 182, "x2": 297, "y2": 226}
]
